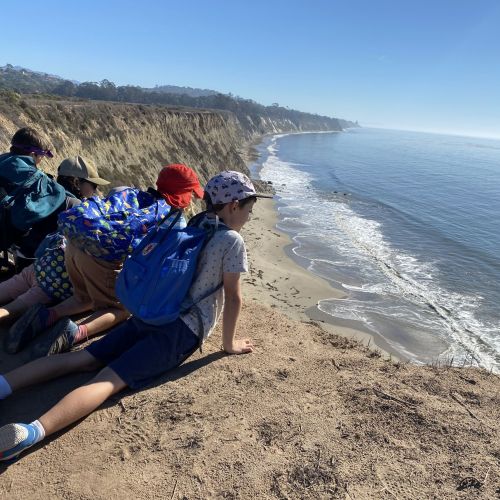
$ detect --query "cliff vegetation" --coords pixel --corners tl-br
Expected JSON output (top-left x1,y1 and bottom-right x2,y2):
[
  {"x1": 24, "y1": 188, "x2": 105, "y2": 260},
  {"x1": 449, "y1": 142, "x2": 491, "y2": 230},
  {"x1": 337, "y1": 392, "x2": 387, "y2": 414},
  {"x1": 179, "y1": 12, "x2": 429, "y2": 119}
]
[{"x1": 0, "y1": 65, "x2": 358, "y2": 138}]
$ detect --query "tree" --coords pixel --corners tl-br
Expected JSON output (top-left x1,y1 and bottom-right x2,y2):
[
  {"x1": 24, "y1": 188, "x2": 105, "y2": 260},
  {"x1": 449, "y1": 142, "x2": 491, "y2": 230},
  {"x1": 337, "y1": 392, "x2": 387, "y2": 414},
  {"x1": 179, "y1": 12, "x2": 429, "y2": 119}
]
[{"x1": 53, "y1": 80, "x2": 77, "y2": 97}]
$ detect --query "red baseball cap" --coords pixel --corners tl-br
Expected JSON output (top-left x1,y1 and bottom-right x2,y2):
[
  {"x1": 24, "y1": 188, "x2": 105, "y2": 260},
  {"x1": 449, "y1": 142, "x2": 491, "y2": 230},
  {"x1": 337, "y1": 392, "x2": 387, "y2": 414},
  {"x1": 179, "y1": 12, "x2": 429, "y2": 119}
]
[{"x1": 156, "y1": 164, "x2": 204, "y2": 209}]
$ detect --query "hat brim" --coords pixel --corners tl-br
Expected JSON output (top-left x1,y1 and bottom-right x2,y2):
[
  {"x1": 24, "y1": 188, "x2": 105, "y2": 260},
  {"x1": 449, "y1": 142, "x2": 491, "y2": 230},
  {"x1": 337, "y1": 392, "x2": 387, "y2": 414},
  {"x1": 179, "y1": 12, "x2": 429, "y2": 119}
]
[
  {"x1": 163, "y1": 191, "x2": 194, "y2": 209},
  {"x1": 86, "y1": 177, "x2": 110, "y2": 186},
  {"x1": 193, "y1": 185, "x2": 205, "y2": 199}
]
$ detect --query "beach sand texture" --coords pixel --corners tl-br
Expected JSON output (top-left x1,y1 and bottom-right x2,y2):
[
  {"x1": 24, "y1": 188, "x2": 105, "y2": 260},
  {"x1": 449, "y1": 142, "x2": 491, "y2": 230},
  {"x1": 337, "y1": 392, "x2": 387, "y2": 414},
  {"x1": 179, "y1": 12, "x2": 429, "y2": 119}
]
[{"x1": 0, "y1": 200, "x2": 499, "y2": 499}]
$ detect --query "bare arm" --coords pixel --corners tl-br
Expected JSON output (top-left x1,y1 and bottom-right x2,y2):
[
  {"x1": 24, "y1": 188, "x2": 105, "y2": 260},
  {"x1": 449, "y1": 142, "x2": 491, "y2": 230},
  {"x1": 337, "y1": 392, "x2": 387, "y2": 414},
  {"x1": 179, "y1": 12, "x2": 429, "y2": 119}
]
[{"x1": 222, "y1": 272, "x2": 254, "y2": 354}]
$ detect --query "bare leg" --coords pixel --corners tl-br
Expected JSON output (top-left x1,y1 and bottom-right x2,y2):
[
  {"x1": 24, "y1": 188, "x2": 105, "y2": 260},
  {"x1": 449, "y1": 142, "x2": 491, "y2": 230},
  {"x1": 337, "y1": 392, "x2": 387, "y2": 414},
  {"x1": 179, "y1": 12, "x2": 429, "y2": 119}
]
[
  {"x1": 79, "y1": 308, "x2": 130, "y2": 340},
  {"x1": 4, "y1": 350, "x2": 103, "y2": 393},
  {"x1": 50, "y1": 295, "x2": 93, "y2": 318},
  {"x1": 39, "y1": 367, "x2": 127, "y2": 436}
]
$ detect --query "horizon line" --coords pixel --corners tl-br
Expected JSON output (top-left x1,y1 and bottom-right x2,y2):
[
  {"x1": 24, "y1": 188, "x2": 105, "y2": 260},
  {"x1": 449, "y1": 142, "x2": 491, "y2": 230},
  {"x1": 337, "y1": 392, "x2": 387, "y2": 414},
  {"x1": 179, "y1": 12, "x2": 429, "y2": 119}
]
[{"x1": 360, "y1": 125, "x2": 500, "y2": 141}]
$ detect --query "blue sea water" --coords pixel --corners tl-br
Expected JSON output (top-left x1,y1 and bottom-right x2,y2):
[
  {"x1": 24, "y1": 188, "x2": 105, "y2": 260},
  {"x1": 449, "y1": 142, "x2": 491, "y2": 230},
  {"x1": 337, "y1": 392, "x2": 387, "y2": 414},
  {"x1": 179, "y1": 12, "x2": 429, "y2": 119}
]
[{"x1": 251, "y1": 128, "x2": 500, "y2": 371}]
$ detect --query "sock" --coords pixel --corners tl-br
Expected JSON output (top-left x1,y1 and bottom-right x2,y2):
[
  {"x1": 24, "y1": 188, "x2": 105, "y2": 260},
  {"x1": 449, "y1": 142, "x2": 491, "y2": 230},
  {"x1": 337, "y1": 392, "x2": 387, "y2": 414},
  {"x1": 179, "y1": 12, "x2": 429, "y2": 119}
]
[
  {"x1": 74, "y1": 324, "x2": 88, "y2": 344},
  {"x1": 0, "y1": 375, "x2": 12, "y2": 399},
  {"x1": 46, "y1": 309, "x2": 60, "y2": 328},
  {"x1": 29, "y1": 420, "x2": 46, "y2": 444}
]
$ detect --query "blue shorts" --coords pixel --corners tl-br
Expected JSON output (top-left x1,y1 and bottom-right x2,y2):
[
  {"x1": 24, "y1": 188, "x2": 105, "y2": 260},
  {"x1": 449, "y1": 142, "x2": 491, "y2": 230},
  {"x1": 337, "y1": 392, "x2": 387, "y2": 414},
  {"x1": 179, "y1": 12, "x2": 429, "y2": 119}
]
[{"x1": 85, "y1": 316, "x2": 199, "y2": 389}]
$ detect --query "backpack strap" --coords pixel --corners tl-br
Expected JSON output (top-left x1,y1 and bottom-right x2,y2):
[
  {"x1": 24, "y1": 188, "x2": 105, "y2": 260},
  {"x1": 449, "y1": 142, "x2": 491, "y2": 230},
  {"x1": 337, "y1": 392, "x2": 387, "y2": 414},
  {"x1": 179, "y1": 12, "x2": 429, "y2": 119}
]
[
  {"x1": 186, "y1": 210, "x2": 208, "y2": 228},
  {"x1": 180, "y1": 281, "x2": 223, "y2": 315},
  {"x1": 156, "y1": 208, "x2": 183, "y2": 246},
  {"x1": 184, "y1": 279, "x2": 223, "y2": 354},
  {"x1": 179, "y1": 213, "x2": 224, "y2": 314}
]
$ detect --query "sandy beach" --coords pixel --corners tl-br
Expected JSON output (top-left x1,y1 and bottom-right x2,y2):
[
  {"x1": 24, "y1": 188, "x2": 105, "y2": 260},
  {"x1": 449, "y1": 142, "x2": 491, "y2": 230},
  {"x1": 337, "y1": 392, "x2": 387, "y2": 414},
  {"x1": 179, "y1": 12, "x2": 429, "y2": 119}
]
[
  {"x1": 242, "y1": 199, "x2": 397, "y2": 358},
  {"x1": 0, "y1": 197, "x2": 499, "y2": 498}
]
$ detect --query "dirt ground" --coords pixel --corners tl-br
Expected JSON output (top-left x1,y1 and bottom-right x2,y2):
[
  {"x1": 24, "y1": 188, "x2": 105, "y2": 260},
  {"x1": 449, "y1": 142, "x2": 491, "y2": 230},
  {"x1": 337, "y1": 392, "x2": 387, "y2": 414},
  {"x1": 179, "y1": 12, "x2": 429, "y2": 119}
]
[
  {"x1": 1, "y1": 302, "x2": 499, "y2": 499},
  {"x1": 0, "y1": 201, "x2": 499, "y2": 499}
]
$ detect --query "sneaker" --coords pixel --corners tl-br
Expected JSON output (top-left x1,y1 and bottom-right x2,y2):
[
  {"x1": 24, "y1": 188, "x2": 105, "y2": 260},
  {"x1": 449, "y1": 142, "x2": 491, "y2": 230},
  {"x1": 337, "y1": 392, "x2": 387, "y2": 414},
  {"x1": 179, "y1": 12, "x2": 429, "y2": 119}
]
[
  {"x1": 0, "y1": 423, "x2": 38, "y2": 461},
  {"x1": 4, "y1": 304, "x2": 50, "y2": 354},
  {"x1": 29, "y1": 318, "x2": 78, "y2": 360}
]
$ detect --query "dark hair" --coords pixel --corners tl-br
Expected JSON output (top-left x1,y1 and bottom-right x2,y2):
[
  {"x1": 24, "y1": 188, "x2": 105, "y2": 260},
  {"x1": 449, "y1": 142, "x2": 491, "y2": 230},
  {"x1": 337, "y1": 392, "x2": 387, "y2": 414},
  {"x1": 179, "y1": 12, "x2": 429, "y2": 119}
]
[
  {"x1": 56, "y1": 175, "x2": 82, "y2": 199},
  {"x1": 204, "y1": 192, "x2": 223, "y2": 214},
  {"x1": 146, "y1": 187, "x2": 163, "y2": 200},
  {"x1": 79, "y1": 178, "x2": 98, "y2": 191},
  {"x1": 204, "y1": 192, "x2": 257, "y2": 213},
  {"x1": 10, "y1": 127, "x2": 48, "y2": 155}
]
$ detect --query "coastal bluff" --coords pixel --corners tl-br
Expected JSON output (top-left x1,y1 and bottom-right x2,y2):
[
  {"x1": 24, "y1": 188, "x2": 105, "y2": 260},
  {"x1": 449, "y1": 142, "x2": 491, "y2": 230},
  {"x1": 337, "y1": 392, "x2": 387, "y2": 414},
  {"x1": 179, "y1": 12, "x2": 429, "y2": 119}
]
[
  {"x1": 0, "y1": 91, "x2": 347, "y2": 188},
  {"x1": 0, "y1": 94, "x2": 247, "y2": 187}
]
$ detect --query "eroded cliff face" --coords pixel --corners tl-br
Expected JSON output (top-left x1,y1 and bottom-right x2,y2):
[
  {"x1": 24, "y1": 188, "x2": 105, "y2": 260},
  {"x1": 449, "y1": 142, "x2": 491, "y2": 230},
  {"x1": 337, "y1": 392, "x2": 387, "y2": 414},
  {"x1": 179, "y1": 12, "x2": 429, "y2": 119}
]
[
  {"x1": 240, "y1": 115, "x2": 346, "y2": 136},
  {"x1": 0, "y1": 94, "x2": 346, "y2": 189},
  {"x1": 0, "y1": 96, "x2": 251, "y2": 189}
]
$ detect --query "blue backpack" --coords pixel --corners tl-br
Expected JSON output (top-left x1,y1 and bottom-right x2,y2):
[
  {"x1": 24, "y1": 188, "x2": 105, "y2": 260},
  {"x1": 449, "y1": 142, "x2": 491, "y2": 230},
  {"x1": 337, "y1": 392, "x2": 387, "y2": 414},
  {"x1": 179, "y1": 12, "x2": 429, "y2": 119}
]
[{"x1": 115, "y1": 211, "x2": 225, "y2": 326}]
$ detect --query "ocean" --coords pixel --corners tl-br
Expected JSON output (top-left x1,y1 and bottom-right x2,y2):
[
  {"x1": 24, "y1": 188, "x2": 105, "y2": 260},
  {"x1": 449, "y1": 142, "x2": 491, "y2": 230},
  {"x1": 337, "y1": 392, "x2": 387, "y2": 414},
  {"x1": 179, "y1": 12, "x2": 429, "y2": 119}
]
[{"x1": 250, "y1": 128, "x2": 500, "y2": 372}]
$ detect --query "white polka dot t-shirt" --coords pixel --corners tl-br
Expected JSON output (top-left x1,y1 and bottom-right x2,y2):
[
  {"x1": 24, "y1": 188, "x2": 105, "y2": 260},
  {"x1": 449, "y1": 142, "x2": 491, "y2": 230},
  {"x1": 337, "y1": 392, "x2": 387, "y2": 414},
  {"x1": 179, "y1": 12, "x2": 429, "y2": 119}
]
[{"x1": 180, "y1": 221, "x2": 247, "y2": 341}]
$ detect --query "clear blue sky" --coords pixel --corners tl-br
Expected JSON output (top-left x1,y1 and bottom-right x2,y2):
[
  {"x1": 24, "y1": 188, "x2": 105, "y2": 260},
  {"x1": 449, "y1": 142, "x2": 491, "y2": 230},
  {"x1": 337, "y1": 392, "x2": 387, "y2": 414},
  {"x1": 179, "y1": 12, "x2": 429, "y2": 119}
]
[{"x1": 2, "y1": 0, "x2": 500, "y2": 138}]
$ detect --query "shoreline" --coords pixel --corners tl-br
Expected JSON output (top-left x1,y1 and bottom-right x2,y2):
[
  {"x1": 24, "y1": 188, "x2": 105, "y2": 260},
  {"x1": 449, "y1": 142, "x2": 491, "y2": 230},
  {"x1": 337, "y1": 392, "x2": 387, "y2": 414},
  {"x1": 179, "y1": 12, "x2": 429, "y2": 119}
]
[
  {"x1": 241, "y1": 197, "x2": 402, "y2": 361},
  {"x1": 243, "y1": 131, "x2": 406, "y2": 361},
  {"x1": 244, "y1": 130, "x2": 343, "y2": 176}
]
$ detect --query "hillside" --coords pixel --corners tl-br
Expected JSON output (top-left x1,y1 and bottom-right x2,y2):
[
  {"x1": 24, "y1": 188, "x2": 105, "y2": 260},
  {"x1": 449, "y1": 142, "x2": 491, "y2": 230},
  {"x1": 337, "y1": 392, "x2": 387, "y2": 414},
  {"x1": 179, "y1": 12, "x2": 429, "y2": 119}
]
[
  {"x1": 0, "y1": 89, "x2": 355, "y2": 193},
  {"x1": 0, "y1": 65, "x2": 218, "y2": 98},
  {"x1": 0, "y1": 65, "x2": 358, "y2": 136},
  {"x1": 147, "y1": 84, "x2": 219, "y2": 98}
]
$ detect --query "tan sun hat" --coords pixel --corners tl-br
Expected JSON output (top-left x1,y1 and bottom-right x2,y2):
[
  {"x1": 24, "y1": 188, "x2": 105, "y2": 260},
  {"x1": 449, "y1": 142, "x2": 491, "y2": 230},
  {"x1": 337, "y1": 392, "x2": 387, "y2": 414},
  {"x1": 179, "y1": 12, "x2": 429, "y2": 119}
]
[{"x1": 57, "y1": 156, "x2": 110, "y2": 185}]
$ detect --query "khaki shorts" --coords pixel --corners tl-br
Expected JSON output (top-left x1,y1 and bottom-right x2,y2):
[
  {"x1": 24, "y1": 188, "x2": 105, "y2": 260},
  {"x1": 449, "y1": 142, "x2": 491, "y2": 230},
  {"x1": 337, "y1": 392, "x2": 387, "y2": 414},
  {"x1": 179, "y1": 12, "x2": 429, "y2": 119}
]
[{"x1": 65, "y1": 241, "x2": 125, "y2": 311}]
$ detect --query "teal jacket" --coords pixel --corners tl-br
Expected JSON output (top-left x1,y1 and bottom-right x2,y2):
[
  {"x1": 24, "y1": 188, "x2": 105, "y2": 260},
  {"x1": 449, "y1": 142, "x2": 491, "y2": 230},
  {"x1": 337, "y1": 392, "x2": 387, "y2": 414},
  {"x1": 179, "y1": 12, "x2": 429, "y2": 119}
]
[{"x1": 0, "y1": 153, "x2": 66, "y2": 231}]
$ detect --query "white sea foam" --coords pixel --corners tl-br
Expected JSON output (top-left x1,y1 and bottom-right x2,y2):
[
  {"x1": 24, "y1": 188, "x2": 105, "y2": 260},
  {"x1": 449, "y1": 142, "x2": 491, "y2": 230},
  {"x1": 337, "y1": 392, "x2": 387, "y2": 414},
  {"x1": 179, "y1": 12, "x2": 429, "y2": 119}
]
[{"x1": 260, "y1": 135, "x2": 500, "y2": 372}]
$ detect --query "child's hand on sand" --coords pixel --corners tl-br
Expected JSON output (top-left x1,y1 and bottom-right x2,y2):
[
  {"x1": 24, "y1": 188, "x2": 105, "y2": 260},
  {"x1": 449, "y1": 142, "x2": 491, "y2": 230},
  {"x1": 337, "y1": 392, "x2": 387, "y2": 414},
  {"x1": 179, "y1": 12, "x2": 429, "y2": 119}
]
[{"x1": 224, "y1": 339, "x2": 254, "y2": 354}]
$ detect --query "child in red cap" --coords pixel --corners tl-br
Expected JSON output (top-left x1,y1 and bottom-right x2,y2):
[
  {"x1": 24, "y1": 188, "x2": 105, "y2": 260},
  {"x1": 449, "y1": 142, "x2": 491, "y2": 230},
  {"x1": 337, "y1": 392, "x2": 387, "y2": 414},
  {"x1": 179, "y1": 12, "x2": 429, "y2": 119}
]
[{"x1": 156, "y1": 163, "x2": 205, "y2": 209}]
